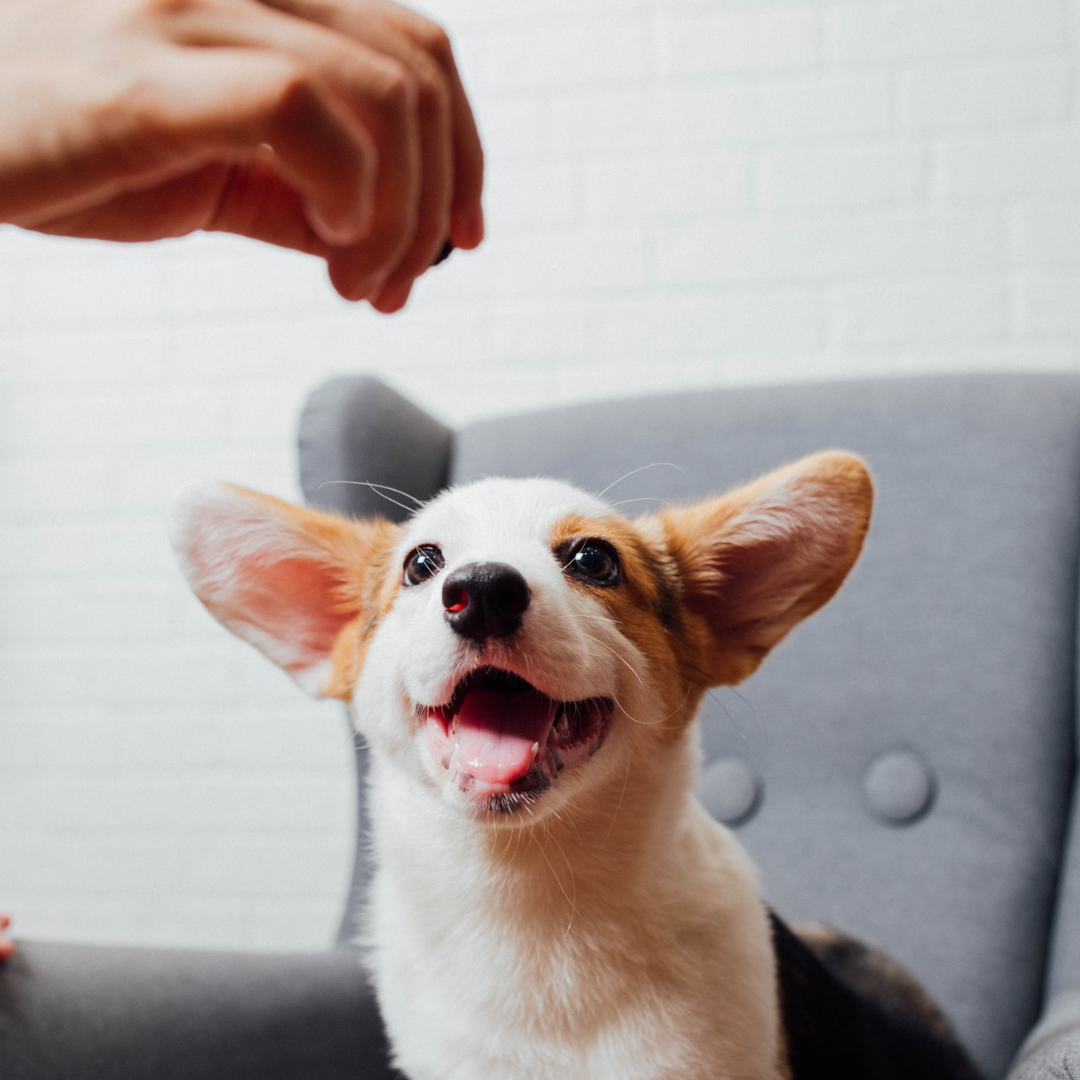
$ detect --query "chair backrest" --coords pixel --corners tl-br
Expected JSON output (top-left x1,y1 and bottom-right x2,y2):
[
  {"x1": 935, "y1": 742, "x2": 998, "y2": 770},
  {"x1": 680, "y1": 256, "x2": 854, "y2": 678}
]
[{"x1": 300, "y1": 374, "x2": 1080, "y2": 1079}]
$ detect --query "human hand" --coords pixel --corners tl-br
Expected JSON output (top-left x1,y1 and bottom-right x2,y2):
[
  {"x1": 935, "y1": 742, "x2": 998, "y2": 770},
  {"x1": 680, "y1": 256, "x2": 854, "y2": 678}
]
[
  {"x1": 0, "y1": 915, "x2": 12, "y2": 961},
  {"x1": 0, "y1": 0, "x2": 484, "y2": 310}
]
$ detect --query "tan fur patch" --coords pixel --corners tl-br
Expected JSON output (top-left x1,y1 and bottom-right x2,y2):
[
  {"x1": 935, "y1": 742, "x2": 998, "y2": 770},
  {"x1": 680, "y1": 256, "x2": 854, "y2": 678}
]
[
  {"x1": 237, "y1": 489, "x2": 402, "y2": 700},
  {"x1": 655, "y1": 452, "x2": 873, "y2": 688},
  {"x1": 545, "y1": 452, "x2": 871, "y2": 740},
  {"x1": 548, "y1": 513, "x2": 707, "y2": 743}
]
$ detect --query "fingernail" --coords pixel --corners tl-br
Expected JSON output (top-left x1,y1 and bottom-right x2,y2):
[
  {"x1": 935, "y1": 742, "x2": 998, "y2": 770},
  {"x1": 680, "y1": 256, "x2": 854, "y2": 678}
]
[
  {"x1": 454, "y1": 204, "x2": 484, "y2": 249},
  {"x1": 372, "y1": 280, "x2": 413, "y2": 312},
  {"x1": 348, "y1": 276, "x2": 380, "y2": 302}
]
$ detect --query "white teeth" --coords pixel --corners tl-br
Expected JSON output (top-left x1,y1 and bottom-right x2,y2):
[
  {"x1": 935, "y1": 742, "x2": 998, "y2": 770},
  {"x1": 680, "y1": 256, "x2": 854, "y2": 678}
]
[
  {"x1": 450, "y1": 714, "x2": 461, "y2": 736},
  {"x1": 530, "y1": 742, "x2": 540, "y2": 763},
  {"x1": 553, "y1": 708, "x2": 570, "y2": 740}
]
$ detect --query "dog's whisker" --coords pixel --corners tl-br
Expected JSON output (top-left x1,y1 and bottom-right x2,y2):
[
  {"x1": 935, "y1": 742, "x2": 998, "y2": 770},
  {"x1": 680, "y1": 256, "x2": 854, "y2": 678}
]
[
  {"x1": 551, "y1": 805, "x2": 585, "y2": 846},
  {"x1": 613, "y1": 700, "x2": 666, "y2": 726},
  {"x1": 722, "y1": 683, "x2": 761, "y2": 731},
  {"x1": 607, "y1": 496, "x2": 672, "y2": 510},
  {"x1": 691, "y1": 682, "x2": 759, "y2": 746},
  {"x1": 317, "y1": 479, "x2": 422, "y2": 514},
  {"x1": 537, "y1": 819, "x2": 577, "y2": 935},
  {"x1": 563, "y1": 611, "x2": 620, "y2": 628},
  {"x1": 673, "y1": 659, "x2": 761, "y2": 744},
  {"x1": 599, "y1": 748, "x2": 633, "y2": 852},
  {"x1": 554, "y1": 613, "x2": 652, "y2": 696},
  {"x1": 319, "y1": 479, "x2": 424, "y2": 506},
  {"x1": 614, "y1": 699, "x2": 671, "y2": 727},
  {"x1": 615, "y1": 683, "x2": 694, "y2": 728},
  {"x1": 587, "y1": 635, "x2": 647, "y2": 691},
  {"x1": 594, "y1": 462, "x2": 683, "y2": 501},
  {"x1": 500, "y1": 826, "x2": 518, "y2": 861}
]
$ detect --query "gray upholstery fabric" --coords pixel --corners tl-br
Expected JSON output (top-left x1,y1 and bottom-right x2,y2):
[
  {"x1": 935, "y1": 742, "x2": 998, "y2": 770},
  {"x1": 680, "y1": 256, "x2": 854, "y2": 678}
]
[
  {"x1": 0, "y1": 941, "x2": 398, "y2": 1080},
  {"x1": 299, "y1": 375, "x2": 452, "y2": 522},
  {"x1": 1008, "y1": 1036, "x2": 1080, "y2": 1080},
  {"x1": 1007, "y1": 991, "x2": 1080, "y2": 1080},
  {"x1": 1047, "y1": 781, "x2": 1080, "y2": 997}
]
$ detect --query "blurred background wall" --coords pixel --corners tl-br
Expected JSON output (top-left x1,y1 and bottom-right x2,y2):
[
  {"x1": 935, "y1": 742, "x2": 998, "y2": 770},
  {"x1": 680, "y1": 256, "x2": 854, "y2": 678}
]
[{"x1": 1, "y1": 0, "x2": 1078, "y2": 952}]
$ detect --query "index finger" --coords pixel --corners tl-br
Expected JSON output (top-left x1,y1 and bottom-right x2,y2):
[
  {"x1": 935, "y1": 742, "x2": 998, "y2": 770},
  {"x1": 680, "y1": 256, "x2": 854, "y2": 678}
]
[
  {"x1": 385, "y1": 6, "x2": 484, "y2": 248},
  {"x1": 260, "y1": 0, "x2": 484, "y2": 249}
]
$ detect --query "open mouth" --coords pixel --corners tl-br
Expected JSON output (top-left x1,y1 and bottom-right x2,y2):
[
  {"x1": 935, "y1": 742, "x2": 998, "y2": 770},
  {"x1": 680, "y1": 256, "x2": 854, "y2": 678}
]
[{"x1": 421, "y1": 668, "x2": 614, "y2": 807}]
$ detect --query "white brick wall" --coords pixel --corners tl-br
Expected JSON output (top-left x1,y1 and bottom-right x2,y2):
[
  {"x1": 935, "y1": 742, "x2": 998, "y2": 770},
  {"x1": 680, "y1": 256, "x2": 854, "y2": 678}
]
[{"x1": 1, "y1": 0, "x2": 1079, "y2": 953}]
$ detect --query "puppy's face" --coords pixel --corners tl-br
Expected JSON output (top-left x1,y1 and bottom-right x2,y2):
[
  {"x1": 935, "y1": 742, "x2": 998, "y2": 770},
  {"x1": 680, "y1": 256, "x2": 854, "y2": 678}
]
[
  {"x1": 355, "y1": 477, "x2": 681, "y2": 818},
  {"x1": 170, "y1": 455, "x2": 872, "y2": 824}
]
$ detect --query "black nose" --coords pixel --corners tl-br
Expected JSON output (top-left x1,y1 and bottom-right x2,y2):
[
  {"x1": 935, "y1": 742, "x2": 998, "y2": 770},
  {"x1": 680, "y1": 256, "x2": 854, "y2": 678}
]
[{"x1": 442, "y1": 562, "x2": 531, "y2": 642}]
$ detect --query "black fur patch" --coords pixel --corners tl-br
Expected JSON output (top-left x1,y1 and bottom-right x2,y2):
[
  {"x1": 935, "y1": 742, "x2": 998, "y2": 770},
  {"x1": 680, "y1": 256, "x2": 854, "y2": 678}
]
[
  {"x1": 648, "y1": 551, "x2": 684, "y2": 635},
  {"x1": 770, "y1": 912, "x2": 984, "y2": 1080}
]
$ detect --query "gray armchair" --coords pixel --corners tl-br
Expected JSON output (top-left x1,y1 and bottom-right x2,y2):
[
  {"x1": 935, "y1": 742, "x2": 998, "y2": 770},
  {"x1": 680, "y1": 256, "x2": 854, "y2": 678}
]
[{"x1": 3, "y1": 372, "x2": 1080, "y2": 1079}]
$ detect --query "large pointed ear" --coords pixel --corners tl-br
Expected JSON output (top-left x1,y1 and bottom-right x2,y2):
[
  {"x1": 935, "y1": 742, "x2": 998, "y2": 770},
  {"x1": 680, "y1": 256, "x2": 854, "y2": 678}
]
[
  {"x1": 657, "y1": 451, "x2": 873, "y2": 686},
  {"x1": 168, "y1": 483, "x2": 401, "y2": 699}
]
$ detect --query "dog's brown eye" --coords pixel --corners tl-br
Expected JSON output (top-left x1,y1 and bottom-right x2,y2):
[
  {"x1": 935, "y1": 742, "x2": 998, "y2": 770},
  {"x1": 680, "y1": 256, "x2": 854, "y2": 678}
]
[
  {"x1": 562, "y1": 540, "x2": 620, "y2": 587},
  {"x1": 404, "y1": 545, "x2": 445, "y2": 586}
]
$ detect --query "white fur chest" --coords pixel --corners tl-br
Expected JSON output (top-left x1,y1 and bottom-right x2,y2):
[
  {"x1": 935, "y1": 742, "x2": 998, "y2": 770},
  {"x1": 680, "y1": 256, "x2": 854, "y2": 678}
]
[{"x1": 364, "y1": 760, "x2": 782, "y2": 1080}]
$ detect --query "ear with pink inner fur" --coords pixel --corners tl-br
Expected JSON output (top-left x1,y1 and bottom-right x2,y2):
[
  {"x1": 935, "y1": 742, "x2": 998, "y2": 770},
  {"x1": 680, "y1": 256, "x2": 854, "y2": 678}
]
[
  {"x1": 658, "y1": 451, "x2": 873, "y2": 687},
  {"x1": 168, "y1": 482, "x2": 400, "y2": 699}
]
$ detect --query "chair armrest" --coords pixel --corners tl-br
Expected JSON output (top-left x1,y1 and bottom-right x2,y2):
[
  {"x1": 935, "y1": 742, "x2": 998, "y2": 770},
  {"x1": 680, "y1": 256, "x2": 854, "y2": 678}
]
[
  {"x1": 1008, "y1": 990, "x2": 1080, "y2": 1080},
  {"x1": 0, "y1": 940, "x2": 399, "y2": 1080}
]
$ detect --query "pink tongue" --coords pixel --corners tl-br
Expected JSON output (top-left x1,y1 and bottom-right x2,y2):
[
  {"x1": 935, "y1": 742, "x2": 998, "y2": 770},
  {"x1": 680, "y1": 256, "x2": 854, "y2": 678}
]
[{"x1": 452, "y1": 687, "x2": 558, "y2": 785}]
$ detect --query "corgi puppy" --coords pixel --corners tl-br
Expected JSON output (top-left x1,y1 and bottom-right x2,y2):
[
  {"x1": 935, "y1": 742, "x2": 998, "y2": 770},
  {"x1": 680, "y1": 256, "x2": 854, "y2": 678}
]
[{"x1": 169, "y1": 452, "x2": 982, "y2": 1080}]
